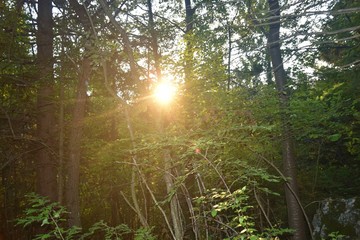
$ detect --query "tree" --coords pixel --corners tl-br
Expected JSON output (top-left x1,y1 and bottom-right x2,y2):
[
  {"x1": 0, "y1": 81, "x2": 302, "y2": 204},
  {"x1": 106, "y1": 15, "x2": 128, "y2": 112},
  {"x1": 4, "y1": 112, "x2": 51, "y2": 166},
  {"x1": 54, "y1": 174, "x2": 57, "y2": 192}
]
[
  {"x1": 36, "y1": 0, "x2": 58, "y2": 202},
  {"x1": 64, "y1": 0, "x2": 95, "y2": 227},
  {"x1": 266, "y1": 0, "x2": 308, "y2": 239}
]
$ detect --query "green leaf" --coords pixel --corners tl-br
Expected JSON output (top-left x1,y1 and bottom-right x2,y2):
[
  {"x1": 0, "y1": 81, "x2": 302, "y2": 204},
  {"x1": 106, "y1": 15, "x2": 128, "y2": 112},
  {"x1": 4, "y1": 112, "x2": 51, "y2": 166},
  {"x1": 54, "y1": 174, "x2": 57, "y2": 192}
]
[
  {"x1": 41, "y1": 218, "x2": 49, "y2": 226},
  {"x1": 211, "y1": 209, "x2": 217, "y2": 217},
  {"x1": 53, "y1": 212, "x2": 60, "y2": 218},
  {"x1": 328, "y1": 133, "x2": 341, "y2": 142}
]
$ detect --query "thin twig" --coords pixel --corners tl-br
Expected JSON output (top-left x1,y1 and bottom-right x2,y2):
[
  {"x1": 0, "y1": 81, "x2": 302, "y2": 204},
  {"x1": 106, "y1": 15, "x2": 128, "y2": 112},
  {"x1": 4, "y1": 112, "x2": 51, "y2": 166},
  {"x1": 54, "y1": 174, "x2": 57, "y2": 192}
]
[
  {"x1": 246, "y1": 147, "x2": 314, "y2": 239},
  {"x1": 253, "y1": 188, "x2": 273, "y2": 228},
  {"x1": 119, "y1": 191, "x2": 137, "y2": 213},
  {"x1": 199, "y1": 149, "x2": 230, "y2": 193},
  {"x1": 0, "y1": 106, "x2": 15, "y2": 137}
]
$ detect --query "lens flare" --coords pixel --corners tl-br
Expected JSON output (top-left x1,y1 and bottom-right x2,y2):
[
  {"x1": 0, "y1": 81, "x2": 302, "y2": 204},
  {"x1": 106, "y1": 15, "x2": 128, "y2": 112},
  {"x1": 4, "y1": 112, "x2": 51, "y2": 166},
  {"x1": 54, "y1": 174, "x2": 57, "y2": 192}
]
[{"x1": 154, "y1": 81, "x2": 176, "y2": 105}]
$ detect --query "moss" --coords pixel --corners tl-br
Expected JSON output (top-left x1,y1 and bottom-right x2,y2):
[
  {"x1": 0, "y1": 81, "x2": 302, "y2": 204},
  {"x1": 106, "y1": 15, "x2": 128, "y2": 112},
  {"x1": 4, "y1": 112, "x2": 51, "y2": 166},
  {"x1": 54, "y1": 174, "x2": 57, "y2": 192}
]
[{"x1": 313, "y1": 198, "x2": 360, "y2": 239}]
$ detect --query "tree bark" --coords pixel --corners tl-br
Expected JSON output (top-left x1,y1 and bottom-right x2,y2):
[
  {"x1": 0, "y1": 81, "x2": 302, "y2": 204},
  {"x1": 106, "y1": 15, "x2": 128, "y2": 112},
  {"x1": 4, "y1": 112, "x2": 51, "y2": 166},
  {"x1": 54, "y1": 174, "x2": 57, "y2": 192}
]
[
  {"x1": 163, "y1": 149, "x2": 184, "y2": 240},
  {"x1": 65, "y1": 57, "x2": 89, "y2": 227},
  {"x1": 227, "y1": 22, "x2": 232, "y2": 90},
  {"x1": 184, "y1": 0, "x2": 194, "y2": 86},
  {"x1": 66, "y1": 0, "x2": 92, "y2": 226},
  {"x1": 58, "y1": 55, "x2": 65, "y2": 205},
  {"x1": 266, "y1": 0, "x2": 307, "y2": 239},
  {"x1": 147, "y1": 0, "x2": 161, "y2": 79},
  {"x1": 185, "y1": 0, "x2": 194, "y2": 33},
  {"x1": 36, "y1": 0, "x2": 57, "y2": 202},
  {"x1": 158, "y1": 111, "x2": 184, "y2": 240}
]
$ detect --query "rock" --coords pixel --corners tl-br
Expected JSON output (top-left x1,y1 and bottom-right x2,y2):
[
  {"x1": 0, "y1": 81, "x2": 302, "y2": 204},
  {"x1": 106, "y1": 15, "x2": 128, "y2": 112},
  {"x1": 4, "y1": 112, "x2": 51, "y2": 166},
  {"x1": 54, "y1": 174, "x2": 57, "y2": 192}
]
[{"x1": 312, "y1": 198, "x2": 360, "y2": 239}]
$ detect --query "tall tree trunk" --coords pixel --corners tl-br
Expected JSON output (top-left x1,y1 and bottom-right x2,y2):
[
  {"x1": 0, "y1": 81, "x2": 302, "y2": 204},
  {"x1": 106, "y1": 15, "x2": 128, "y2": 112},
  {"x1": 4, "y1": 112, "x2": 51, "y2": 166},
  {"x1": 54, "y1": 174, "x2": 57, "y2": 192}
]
[
  {"x1": 184, "y1": 0, "x2": 194, "y2": 86},
  {"x1": 147, "y1": 0, "x2": 161, "y2": 79},
  {"x1": 227, "y1": 22, "x2": 232, "y2": 90},
  {"x1": 36, "y1": 0, "x2": 57, "y2": 202},
  {"x1": 65, "y1": 0, "x2": 95, "y2": 227},
  {"x1": 58, "y1": 55, "x2": 65, "y2": 205},
  {"x1": 266, "y1": 0, "x2": 307, "y2": 239},
  {"x1": 65, "y1": 58, "x2": 89, "y2": 227},
  {"x1": 183, "y1": 0, "x2": 196, "y2": 130}
]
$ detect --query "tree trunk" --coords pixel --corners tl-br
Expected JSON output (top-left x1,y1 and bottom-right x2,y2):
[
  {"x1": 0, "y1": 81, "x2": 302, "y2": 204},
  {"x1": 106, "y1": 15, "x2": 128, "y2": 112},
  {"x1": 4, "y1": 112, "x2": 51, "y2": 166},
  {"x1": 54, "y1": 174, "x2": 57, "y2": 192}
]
[
  {"x1": 65, "y1": 58, "x2": 89, "y2": 227},
  {"x1": 266, "y1": 0, "x2": 307, "y2": 239},
  {"x1": 184, "y1": 0, "x2": 194, "y2": 86},
  {"x1": 58, "y1": 57, "x2": 65, "y2": 205},
  {"x1": 163, "y1": 150, "x2": 184, "y2": 240},
  {"x1": 65, "y1": 0, "x2": 96, "y2": 227},
  {"x1": 36, "y1": 0, "x2": 57, "y2": 202},
  {"x1": 147, "y1": 0, "x2": 161, "y2": 79},
  {"x1": 158, "y1": 110, "x2": 184, "y2": 239},
  {"x1": 227, "y1": 22, "x2": 232, "y2": 90}
]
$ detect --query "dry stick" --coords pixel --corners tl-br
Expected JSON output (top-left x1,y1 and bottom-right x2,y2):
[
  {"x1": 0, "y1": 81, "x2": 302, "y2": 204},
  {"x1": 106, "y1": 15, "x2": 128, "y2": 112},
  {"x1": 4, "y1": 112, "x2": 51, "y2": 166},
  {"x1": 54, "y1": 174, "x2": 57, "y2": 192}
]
[
  {"x1": 49, "y1": 212, "x2": 66, "y2": 240},
  {"x1": 134, "y1": 157, "x2": 176, "y2": 240},
  {"x1": 211, "y1": 218, "x2": 238, "y2": 235},
  {"x1": 0, "y1": 106, "x2": 15, "y2": 137},
  {"x1": 119, "y1": 191, "x2": 138, "y2": 213},
  {"x1": 199, "y1": 150, "x2": 230, "y2": 193},
  {"x1": 339, "y1": 59, "x2": 360, "y2": 69},
  {"x1": 116, "y1": 161, "x2": 177, "y2": 176},
  {"x1": 64, "y1": 52, "x2": 81, "y2": 74},
  {"x1": 312, "y1": 25, "x2": 360, "y2": 36},
  {"x1": 180, "y1": 182, "x2": 199, "y2": 240},
  {"x1": 253, "y1": 188, "x2": 273, "y2": 228},
  {"x1": 0, "y1": 147, "x2": 42, "y2": 171},
  {"x1": 129, "y1": 157, "x2": 149, "y2": 227},
  {"x1": 193, "y1": 165, "x2": 210, "y2": 240},
  {"x1": 117, "y1": 92, "x2": 149, "y2": 227},
  {"x1": 246, "y1": 147, "x2": 314, "y2": 239},
  {"x1": 200, "y1": 150, "x2": 249, "y2": 237},
  {"x1": 255, "y1": 7, "x2": 360, "y2": 23},
  {"x1": 170, "y1": 166, "x2": 203, "y2": 234},
  {"x1": 139, "y1": 172, "x2": 149, "y2": 221},
  {"x1": 181, "y1": 166, "x2": 206, "y2": 240}
]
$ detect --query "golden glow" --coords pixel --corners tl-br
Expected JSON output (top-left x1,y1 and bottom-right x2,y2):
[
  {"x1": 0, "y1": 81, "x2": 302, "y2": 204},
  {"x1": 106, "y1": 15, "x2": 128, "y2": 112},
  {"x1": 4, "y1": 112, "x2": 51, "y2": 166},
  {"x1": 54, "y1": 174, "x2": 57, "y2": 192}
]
[{"x1": 154, "y1": 81, "x2": 176, "y2": 105}]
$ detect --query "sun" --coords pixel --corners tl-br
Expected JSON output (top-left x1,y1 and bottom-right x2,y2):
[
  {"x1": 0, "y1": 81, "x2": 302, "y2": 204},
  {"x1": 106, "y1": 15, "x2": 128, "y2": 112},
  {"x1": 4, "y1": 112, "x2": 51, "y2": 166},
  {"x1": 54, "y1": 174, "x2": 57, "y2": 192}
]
[{"x1": 154, "y1": 81, "x2": 176, "y2": 105}]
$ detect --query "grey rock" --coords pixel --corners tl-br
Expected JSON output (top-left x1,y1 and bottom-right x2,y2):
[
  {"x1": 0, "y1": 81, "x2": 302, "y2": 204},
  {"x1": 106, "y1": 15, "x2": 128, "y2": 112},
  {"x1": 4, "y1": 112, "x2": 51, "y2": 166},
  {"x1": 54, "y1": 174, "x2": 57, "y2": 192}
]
[{"x1": 312, "y1": 198, "x2": 360, "y2": 240}]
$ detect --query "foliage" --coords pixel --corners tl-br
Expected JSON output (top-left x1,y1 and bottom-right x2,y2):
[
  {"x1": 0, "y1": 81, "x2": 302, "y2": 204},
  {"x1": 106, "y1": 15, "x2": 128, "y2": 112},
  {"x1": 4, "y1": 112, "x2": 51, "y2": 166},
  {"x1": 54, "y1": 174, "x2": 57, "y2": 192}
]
[
  {"x1": 134, "y1": 227, "x2": 157, "y2": 240},
  {"x1": 289, "y1": 0, "x2": 360, "y2": 201},
  {"x1": 326, "y1": 231, "x2": 347, "y2": 240},
  {"x1": 16, "y1": 193, "x2": 81, "y2": 240},
  {"x1": 194, "y1": 187, "x2": 291, "y2": 239},
  {"x1": 16, "y1": 193, "x2": 156, "y2": 240},
  {"x1": 2, "y1": 0, "x2": 360, "y2": 238}
]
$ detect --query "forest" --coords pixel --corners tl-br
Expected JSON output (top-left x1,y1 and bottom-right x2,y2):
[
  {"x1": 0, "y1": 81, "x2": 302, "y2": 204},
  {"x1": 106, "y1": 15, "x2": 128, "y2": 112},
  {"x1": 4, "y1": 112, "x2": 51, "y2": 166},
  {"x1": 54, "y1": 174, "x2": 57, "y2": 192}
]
[{"x1": 0, "y1": 0, "x2": 359, "y2": 239}]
